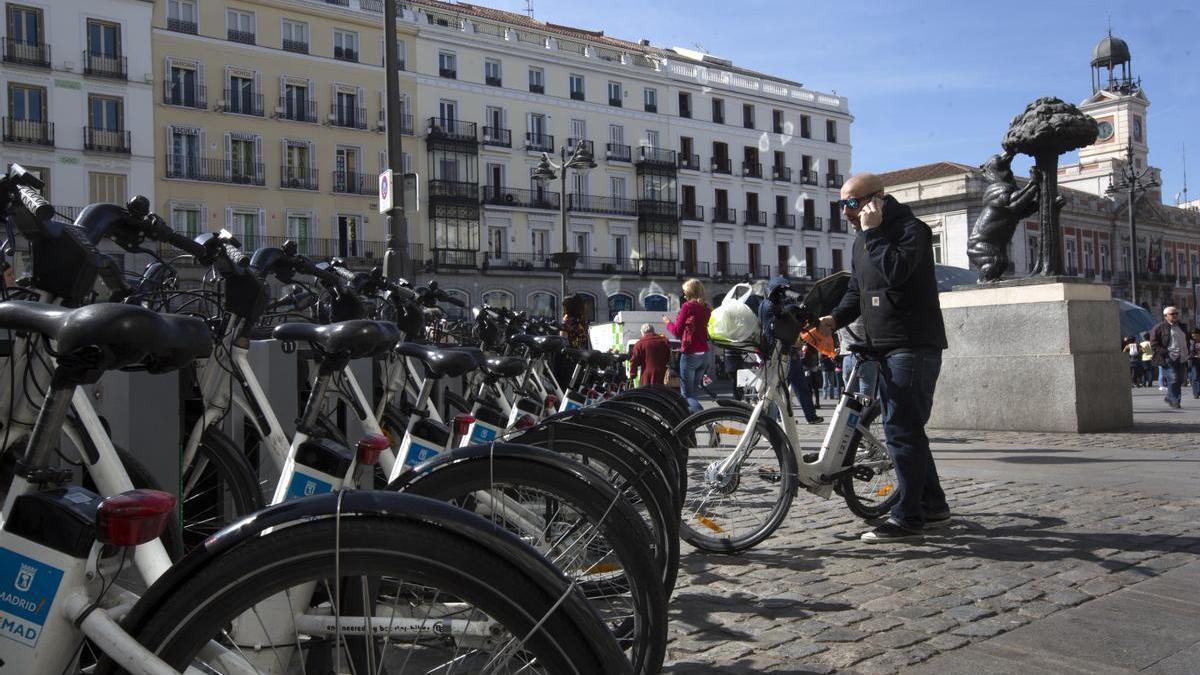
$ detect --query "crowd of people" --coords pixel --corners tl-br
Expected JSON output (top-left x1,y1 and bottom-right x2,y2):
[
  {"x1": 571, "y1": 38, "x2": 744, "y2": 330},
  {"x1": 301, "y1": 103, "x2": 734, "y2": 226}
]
[{"x1": 1124, "y1": 306, "x2": 1198, "y2": 407}]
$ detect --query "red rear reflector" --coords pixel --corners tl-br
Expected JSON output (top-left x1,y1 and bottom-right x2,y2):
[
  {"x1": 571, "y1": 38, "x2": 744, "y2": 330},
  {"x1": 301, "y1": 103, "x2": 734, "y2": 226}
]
[
  {"x1": 544, "y1": 394, "x2": 559, "y2": 410},
  {"x1": 453, "y1": 414, "x2": 475, "y2": 437},
  {"x1": 356, "y1": 433, "x2": 390, "y2": 465},
  {"x1": 97, "y1": 489, "x2": 177, "y2": 547},
  {"x1": 514, "y1": 413, "x2": 536, "y2": 429}
]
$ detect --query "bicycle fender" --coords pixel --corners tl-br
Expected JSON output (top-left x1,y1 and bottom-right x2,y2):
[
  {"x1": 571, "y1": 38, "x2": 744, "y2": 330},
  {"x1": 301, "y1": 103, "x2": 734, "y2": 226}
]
[
  {"x1": 715, "y1": 398, "x2": 755, "y2": 412},
  {"x1": 387, "y1": 441, "x2": 606, "y2": 493}
]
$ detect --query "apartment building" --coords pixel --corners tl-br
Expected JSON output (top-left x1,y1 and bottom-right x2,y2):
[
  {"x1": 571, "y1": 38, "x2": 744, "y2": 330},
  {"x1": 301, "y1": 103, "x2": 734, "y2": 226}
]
[
  {"x1": 152, "y1": 0, "x2": 418, "y2": 263},
  {"x1": 0, "y1": 0, "x2": 154, "y2": 226},
  {"x1": 404, "y1": 0, "x2": 853, "y2": 319}
]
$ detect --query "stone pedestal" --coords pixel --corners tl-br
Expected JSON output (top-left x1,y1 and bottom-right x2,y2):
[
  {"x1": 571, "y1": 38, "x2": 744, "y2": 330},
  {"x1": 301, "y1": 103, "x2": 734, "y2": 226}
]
[{"x1": 930, "y1": 280, "x2": 1132, "y2": 432}]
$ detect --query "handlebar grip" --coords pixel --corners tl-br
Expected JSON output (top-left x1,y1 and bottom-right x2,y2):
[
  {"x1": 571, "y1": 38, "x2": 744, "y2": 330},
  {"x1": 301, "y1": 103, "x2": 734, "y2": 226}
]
[
  {"x1": 332, "y1": 265, "x2": 358, "y2": 283},
  {"x1": 17, "y1": 185, "x2": 54, "y2": 224},
  {"x1": 443, "y1": 294, "x2": 466, "y2": 308},
  {"x1": 306, "y1": 263, "x2": 343, "y2": 287},
  {"x1": 223, "y1": 243, "x2": 249, "y2": 267},
  {"x1": 164, "y1": 229, "x2": 207, "y2": 259}
]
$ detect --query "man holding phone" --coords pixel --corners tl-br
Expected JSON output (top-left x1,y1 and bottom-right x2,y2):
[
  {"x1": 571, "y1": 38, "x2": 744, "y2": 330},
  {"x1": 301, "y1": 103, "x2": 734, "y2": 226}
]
[{"x1": 819, "y1": 173, "x2": 949, "y2": 543}]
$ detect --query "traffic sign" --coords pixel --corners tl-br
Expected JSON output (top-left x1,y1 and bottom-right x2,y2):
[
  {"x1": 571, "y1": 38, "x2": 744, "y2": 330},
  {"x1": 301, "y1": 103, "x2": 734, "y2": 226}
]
[{"x1": 378, "y1": 169, "x2": 393, "y2": 214}]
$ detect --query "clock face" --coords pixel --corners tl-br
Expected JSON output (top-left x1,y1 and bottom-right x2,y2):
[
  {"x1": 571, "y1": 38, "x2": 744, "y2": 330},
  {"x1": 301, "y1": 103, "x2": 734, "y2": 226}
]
[
  {"x1": 1097, "y1": 120, "x2": 1114, "y2": 141},
  {"x1": 1133, "y1": 118, "x2": 1143, "y2": 142}
]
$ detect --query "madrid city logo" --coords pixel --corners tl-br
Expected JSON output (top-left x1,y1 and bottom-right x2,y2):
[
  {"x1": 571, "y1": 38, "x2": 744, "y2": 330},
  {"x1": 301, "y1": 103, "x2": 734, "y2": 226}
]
[{"x1": 14, "y1": 564, "x2": 35, "y2": 593}]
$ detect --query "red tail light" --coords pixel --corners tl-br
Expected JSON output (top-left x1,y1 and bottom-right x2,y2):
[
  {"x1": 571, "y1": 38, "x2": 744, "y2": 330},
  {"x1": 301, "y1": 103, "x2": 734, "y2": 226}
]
[
  {"x1": 586, "y1": 389, "x2": 599, "y2": 400},
  {"x1": 453, "y1": 414, "x2": 475, "y2": 438},
  {"x1": 97, "y1": 489, "x2": 177, "y2": 547},
  {"x1": 356, "y1": 433, "x2": 389, "y2": 466},
  {"x1": 544, "y1": 394, "x2": 559, "y2": 411},
  {"x1": 514, "y1": 413, "x2": 536, "y2": 429}
]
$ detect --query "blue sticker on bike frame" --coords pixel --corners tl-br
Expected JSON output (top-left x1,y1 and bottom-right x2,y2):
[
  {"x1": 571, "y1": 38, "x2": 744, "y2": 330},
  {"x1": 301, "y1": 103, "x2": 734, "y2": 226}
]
[
  {"x1": 846, "y1": 412, "x2": 860, "y2": 430},
  {"x1": 284, "y1": 473, "x2": 334, "y2": 501},
  {"x1": 404, "y1": 441, "x2": 441, "y2": 468},
  {"x1": 563, "y1": 400, "x2": 582, "y2": 411},
  {"x1": 0, "y1": 548, "x2": 64, "y2": 648},
  {"x1": 469, "y1": 424, "x2": 498, "y2": 444}
]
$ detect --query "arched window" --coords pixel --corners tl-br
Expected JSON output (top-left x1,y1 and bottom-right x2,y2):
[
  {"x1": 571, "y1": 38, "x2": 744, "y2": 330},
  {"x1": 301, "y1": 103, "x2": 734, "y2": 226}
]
[
  {"x1": 577, "y1": 292, "x2": 597, "y2": 324},
  {"x1": 443, "y1": 288, "x2": 469, "y2": 320},
  {"x1": 481, "y1": 289, "x2": 514, "y2": 309},
  {"x1": 527, "y1": 291, "x2": 557, "y2": 319},
  {"x1": 643, "y1": 293, "x2": 669, "y2": 312},
  {"x1": 607, "y1": 292, "x2": 634, "y2": 320}
]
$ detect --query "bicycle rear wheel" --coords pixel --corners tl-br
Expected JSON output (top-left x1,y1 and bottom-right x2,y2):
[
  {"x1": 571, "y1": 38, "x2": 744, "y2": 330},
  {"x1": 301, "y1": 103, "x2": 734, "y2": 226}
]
[
  {"x1": 673, "y1": 406, "x2": 798, "y2": 553},
  {"x1": 837, "y1": 405, "x2": 900, "y2": 520}
]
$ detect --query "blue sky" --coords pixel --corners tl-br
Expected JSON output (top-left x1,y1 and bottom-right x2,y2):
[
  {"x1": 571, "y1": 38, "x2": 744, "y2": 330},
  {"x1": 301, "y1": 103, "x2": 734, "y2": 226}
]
[{"x1": 489, "y1": 0, "x2": 1199, "y2": 203}]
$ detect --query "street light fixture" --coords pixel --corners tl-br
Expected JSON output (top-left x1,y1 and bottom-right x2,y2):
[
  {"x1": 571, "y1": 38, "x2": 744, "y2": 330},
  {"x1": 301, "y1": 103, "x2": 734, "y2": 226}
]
[
  {"x1": 532, "y1": 143, "x2": 596, "y2": 305},
  {"x1": 1106, "y1": 137, "x2": 1159, "y2": 307}
]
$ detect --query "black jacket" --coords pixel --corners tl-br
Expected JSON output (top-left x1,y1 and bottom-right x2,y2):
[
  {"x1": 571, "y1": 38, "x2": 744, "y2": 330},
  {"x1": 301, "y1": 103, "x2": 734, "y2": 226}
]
[
  {"x1": 831, "y1": 195, "x2": 947, "y2": 353},
  {"x1": 1148, "y1": 320, "x2": 1191, "y2": 365}
]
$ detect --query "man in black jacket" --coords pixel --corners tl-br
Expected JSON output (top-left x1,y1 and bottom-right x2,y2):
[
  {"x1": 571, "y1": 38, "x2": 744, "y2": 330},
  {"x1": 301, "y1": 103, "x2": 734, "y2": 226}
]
[
  {"x1": 819, "y1": 173, "x2": 949, "y2": 542},
  {"x1": 1148, "y1": 306, "x2": 1191, "y2": 408}
]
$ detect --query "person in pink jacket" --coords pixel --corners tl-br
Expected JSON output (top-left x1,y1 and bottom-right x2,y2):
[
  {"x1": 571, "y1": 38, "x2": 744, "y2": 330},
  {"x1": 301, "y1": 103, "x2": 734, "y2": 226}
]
[{"x1": 662, "y1": 278, "x2": 712, "y2": 413}]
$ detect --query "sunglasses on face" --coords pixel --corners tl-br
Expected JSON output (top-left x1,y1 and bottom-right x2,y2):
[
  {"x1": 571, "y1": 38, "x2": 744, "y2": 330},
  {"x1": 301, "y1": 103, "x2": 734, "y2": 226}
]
[{"x1": 838, "y1": 192, "x2": 880, "y2": 210}]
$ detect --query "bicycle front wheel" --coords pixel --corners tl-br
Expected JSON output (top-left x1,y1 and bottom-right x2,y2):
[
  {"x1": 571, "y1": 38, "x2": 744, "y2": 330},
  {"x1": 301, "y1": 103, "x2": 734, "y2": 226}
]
[
  {"x1": 122, "y1": 516, "x2": 630, "y2": 674},
  {"x1": 837, "y1": 405, "x2": 899, "y2": 520},
  {"x1": 674, "y1": 406, "x2": 798, "y2": 553}
]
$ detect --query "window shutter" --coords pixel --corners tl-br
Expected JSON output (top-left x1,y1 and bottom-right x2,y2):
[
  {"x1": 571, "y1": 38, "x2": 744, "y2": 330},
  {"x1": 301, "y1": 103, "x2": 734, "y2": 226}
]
[
  {"x1": 257, "y1": 208, "x2": 266, "y2": 239},
  {"x1": 254, "y1": 135, "x2": 263, "y2": 182},
  {"x1": 200, "y1": 204, "x2": 208, "y2": 233},
  {"x1": 223, "y1": 132, "x2": 232, "y2": 180},
  {"x1": 225, "y1": 206, "x2": 233, "y2": 232},
  {"x1": 222, "y1": 65, "x2": 231, "y2": 101}
]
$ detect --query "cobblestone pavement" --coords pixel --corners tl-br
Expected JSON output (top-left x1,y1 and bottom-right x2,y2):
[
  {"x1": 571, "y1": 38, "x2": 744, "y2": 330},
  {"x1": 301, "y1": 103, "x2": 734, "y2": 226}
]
[{"x1": 662, "y1": 390, "x2": 1200, "y2": 673}]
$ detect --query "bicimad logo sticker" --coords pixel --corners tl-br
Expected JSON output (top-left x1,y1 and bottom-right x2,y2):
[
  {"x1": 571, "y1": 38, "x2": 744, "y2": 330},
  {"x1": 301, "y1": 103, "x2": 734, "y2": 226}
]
[
  {"x1": 0, "y1": 549, "x2": 65, "y2": 648},
  {"x1": 14, "y1": 564, "x2": 35, "y2": 593}
]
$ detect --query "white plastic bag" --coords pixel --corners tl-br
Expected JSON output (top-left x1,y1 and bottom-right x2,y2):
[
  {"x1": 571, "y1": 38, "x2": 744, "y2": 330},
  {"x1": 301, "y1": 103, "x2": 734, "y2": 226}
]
[
  {"x1": 723, "y1": 282, "x2": 754, "y2": 306},
  {"x1": 709, "y1": 301, "x2": 760, "y2": 343}
]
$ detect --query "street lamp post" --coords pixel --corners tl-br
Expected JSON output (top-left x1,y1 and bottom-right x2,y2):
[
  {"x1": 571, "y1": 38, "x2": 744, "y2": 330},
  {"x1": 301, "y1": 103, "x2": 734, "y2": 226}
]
[
  {"x1": 532, "y1": 144, "x2": 596, "y2": 305},
  {"x1": 1106, "y1": 138, "x2": 1159, "y2": 307},
  {"x1": 381, "y1": 0, "x2": 406, "y2": 281}
]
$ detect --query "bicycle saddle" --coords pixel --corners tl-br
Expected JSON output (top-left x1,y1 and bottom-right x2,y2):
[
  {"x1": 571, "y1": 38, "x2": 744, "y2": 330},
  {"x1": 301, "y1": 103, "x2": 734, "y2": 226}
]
[
  {"x1": 395, "y1": 342, "x2": 477, "y2": 379},
  {"x1": 444, "y1": 346, "x2": 486, "y2": 368},
  {"x1": 273, "y1": 320, "x2": 400, "y2": 359},
  {"x1": 512, "y1": 334, "x2": 566, "y2": 355},
  {"x1": 482, "y1": 355, "x2": 526, "y2": 379},
  {"x1": 0, "y1": 301, "x2": 212, "y2": 376}
]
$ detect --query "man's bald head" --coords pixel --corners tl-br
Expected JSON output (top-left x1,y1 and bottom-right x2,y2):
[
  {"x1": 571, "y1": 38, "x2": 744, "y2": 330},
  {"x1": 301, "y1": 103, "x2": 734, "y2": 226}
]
[{"x1": 841, "y1": 173, "x2": 884, "y2": 201}]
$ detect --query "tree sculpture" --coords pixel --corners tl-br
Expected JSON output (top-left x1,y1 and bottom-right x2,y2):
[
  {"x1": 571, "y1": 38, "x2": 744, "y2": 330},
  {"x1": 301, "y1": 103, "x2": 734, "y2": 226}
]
[{"x1": 1001, "y1": 97, "x2": 1099, "y2": 276}]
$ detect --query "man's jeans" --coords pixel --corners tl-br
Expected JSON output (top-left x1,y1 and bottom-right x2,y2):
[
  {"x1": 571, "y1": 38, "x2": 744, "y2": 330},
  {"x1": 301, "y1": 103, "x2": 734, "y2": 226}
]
[
  {"x1": 1164, "y1": 360, "x2": 1186, "y2": 404},
  {"x1": 877, "y1": 348, "x2": 947, "y2": 529},
  {"x1": 842, "y1": 353, "x2": 879, "y2": 397},
  {"x1": 787, "y1": 356, "x2": 820, "y2": 422},
  {"x1": 1191, "y1": 359, "x2": 1200, "y2": 398},
  {"x1": 679, "y1": 351, "x2": 707, "y2": 414}
]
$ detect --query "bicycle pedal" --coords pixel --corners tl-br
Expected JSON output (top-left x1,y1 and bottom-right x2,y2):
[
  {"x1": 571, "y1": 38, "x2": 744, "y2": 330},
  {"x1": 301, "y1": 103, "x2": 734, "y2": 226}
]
[
  {"x1": 756, "y1": 466, "x2": 782, "y2": 483},
  {"x1": 802, "y1": 452, "x2": 819, "y2": 464}
]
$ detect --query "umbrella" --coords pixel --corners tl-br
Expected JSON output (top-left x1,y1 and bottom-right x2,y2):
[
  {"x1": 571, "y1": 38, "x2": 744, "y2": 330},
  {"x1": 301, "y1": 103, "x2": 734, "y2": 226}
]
[{"x1": 1117, "y1": 300, "x2": 1156, "y2": 339}]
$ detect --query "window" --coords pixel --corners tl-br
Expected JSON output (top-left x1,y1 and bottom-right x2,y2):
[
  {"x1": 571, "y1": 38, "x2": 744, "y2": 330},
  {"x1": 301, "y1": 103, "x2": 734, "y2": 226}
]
[
  {"x1": 611, "y1": 176, "x2": 626, "y2": 201},
  {"x1": 1100, "y1": 243, "x2": 1111, "y2": 273},
  {"x1": 1083, "y1": 240, "x2": 1095, "y2": 274},
  {"x1": 285, "y1": 210, "x2": 314, "y2": 253},
  {"x1": 574, "y1": 233, "x2": 589, "y2": 261},
  {"x1": 88, "y1": 172, "x2": 126, "y2": 203},
  {"x1": 683, "y1": 239, "x2": 698, "y2": 273},
  {"x1": 282, "y1": 140, "x2": 311, "y2": 185},
  {"x1": 396, "y1": 40, "x2": 407, "y2": 69},
  {"x1": 645, "y1": 129, "x2": 659, "y2": 149},
  {"x1": 282, "y1": 80, "x2": 311, "y2": 121},
  {"x1": 168, "y1": 126, "x2": 200, "y2": 178},
  {"x1": 229, "y1": 135, "x2": 258, "y2": 182},
  {"x1": 712, "y1": 98, "x2": 724, "y2": 124},
  {"x1": 800, "y1": 114, "x2": 811, "y2": 139},
  {"x1": 607, "y1": 81, "x2": 622, "y2": 107},
  {"x1": 229, "y1": 208, "x2": 262, "y2": 250},
  {"x1": 716, "y1": 242, "x2": 729, "y2": 274},
  {"x1": 172, "y1": 204, "x2": 202, "y2": 238},
  {"x1": 678, "y1": 91, "x2": 691, "y2": 118},
  {"x1": 167, "y1": 62, "x2": 200, "y2": 107},
  {"x1": 166, "y1": 0, "x2": 197, "y2": 33},
  {"x1": 86, "y1": 94, "x2": 125, "y2": 151},
  {"x1": 932, "y1": 233, "x2": 943, "y2": 264},
  {"x1": 333, "y1": 29, "x2": 357, "y2": 61},
  {"x1": 6, "y1": 4, "x2": 42, "y2": 45},
  {"x1": 482, "y1": 290, "x2": 514, "y2": 309},
  {"x1": 742, "y1": 103, "x2": 755, "y2": 129},
  {"x1": 777, "y1": 245, "x2": 789, "y2": 273},
  {"x1": 280, "y1": 19, "x2": 308, "y2": 52},
  {"x1": 569, "y1": 74, "x2": 585, "y2": 101},
  {"x1": 226, "y1": 8, "x2": 255, "y2": 43},
  {"x1": 484, "y1": 58, "x2": 501, "y2": 86},
  {"x1": 607, "y1": 293, "x2": 633, "y2": 320},
  {"x1": 528, "y1": 67, "x2": 544, "y2": 94},
  {"x1": 643, "y1": 294, "x2": 668, "y2": 312},
  {"x1": 643, "y1": 88, "x2": 657, "y2": 113},
  {"x1": 335, "y1": 89, "x2": 360, "y2": 128},
  {"x1": 831, "y1": 248, "x2": 843, "y2": 272},
  {"x1": 530, "y1": 230, "x2": 549, "y2": 258},
  {"x1": 7, "y1": 82, "x2": 46, "y2": 126},
  {"x1": 772, "y1": 109, "x2": 783, "y2": 134},
  {"x1": 748, "y1": 243, "x2": 761, "y2": 273},
  {"x1": 826, "y1": 119, "x2": 837, "y2": 143},
  {"x1": 487, "y1": 225, "x2": 506, "y2": 260},
  {"x1": 438, "y1": 51, "x2": 456, "y2": 78},
  {"x1": 612, "y1": 234, "x2": 627, "y2": 261},
  {"x1": 86, "y1": 19, "x2": 122, "y2": 76},
  {"x1": 1027, "y1": 236, "x2": 1039, "y2": 273},
  {"x1": 227, "y1": 71, "x2": 259, "y2": 115}
]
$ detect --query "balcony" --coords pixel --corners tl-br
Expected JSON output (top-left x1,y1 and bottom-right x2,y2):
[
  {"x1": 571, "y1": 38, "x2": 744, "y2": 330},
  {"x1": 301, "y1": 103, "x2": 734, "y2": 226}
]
[
  {"x1": 360, "y1": 0, "x2": 384, "y2": 11},
  {"x1": 282, "y1": 39, "x2": 308, "y2": 54},
  {"x1": 713, "y1": 113, "x2": 725, "y2": 125},
  {"x1": 278, "y1": 97, "x2": 317, "y2": 123},
  {"x1": 166, "y1": 18, "x2": 197, "y2": 34},
  {"x1": 485, "y1": 76, "x2": 502, "y2": 87},
  {"x1": 678, "y1": 154, "x2": 700, "y2": 171},
  {"x1": 333, "y1": 46, "x2": 357, "y2": 63},
  {"x1": 826, "y1": 173, "x2": 844, "y2": 188},
  {"x1": 742, "y1": 161, "x2": 763, "y2": 179},
  {"x1": 481, "y1": 185, "x2": 559, "y2": 210},
  {"x1": 605, "y1": 143, "x2": 631, "y2": 162},
  {"x1": 829, "y1": 219, "x2": 849, "y2": 233},
  {"x1": 165, "y1": 155, "x2": 263, "y2": 185},
  {"x1": 378, "y1": 112, "x2": 414, "y2": 135},
  {"x1": 644, "y1": 103, "x2": 657, "y2": 113},
  {"x1": 223, "y1": 90, "x2": 264, "y2": 116},
  {"x1": 712, "y1": 207, "x2": 736, "y2": 224},
  {"x1": 163, "y1": 80, "x2": 207, "y2": 109},
  {"x1": 2, "y1": 39, "x2": 50, "y2": 68},
  {"x1": 83, "y1": 51, "x2": 126, "y2": 79},
  {"x1": 280, "y1": 166, "x2": 318, "y2": 190},
  {"x1": 227, "y1": 29, "x2": 255, "y2": 45},
  {"x1": 680, "y1": 107, "x2": 692, "y2": 119},
  {"x1": 609, "y1": 97, "x2": 622, "y2": 108},
  {"x1": 439, "y1": 68, "x2": 456, "y2": 79},
  {"x1": 529, "y1": 83, "x2": 544, "y2": 94},
  {"x1": 570, "y1": 90, "x2": 584, "y2": 101},
  {"x1": 568, "y1": 193, "x2": 637, "y2": 216},
  {"x1": 774, "y1": 213, "x2": 796, "y2": 229},
  {"x1": 427, "y1": 117, "x2": 477, "y2": 142},
  {"x1": 802, "y1": 215, "x2": 823, "y2": 231},
  {"x1": 638, "y1": 200, "x2": 679, "y2": 220},
  {"x1": 481, "y1": 126, "x2": 511, "y2": 148},
  {"x1": 432, "y1": 248, "x2": 478, "y2": 269},
  {"x1": 680, "y1": 204, "x2": 704, "y2": 221},
  {"x1": 711, "y1": 157, "x2": 732, "y2": 175},
  {"x1": 2, "y1": 118, "x2": 53, "y2": 147},
  {"x1": 680, "y1": 260, "x2": 709, "y2": 277},
  {"x1": 566, "y1": 138, "x2": 594, "y2": 156},
  {"x1": 325, "y1": 0, "x2": 349, "y2": 5},
  {"x1": 525, "y1": 132, "x2": 554, "y2": 153},
  {"x1": 773, "y1": 123, "x2": 784, "y2": 134},
  {"x1": 484, "y1": 252, "x2": 554, "y2": 272},
  {"x1": 332, "y1": 170, "x2": 374, "y2": 195},
  {"x1": 637, "y1": 146, "x2": 676, "y2": 166},
  {"x1": 330, "y1": 105, "x2": 367, "y2": 130},
  {"x1": 428, "y1": 180, "x2": 479, "y2": 203},
  {"x1": 84, "y1": 127, "x2": 131, "y2": 154},
  {"x1": 744, "y1": 210, "x2": 768, "y2": 227},
  {"x1": 799, "y1": 169, "x2": 819, "y2": 186},
  {"x1": 772, "y1": 166, "x2": 792, "y2": 182}
]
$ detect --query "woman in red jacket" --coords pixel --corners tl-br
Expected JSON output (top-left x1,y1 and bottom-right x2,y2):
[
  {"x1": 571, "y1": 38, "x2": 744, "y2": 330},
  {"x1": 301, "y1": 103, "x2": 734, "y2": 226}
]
[{"x1": 663, "y1": 278, "x2": 711, "y2": 413}]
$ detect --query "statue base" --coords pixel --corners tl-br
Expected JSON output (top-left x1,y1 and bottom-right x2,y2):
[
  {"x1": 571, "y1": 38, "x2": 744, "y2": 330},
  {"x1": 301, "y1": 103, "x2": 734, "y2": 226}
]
[{"x1": 930, "y1": 280, "x2": 1132, "y2": 433}]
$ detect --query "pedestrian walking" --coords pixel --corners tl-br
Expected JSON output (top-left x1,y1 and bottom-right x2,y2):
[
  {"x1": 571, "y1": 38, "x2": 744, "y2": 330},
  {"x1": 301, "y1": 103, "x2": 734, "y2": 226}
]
[
  {"x1": 1189, "y1": 328, "x2": 1200, "y2": 399},
  {"x1": 758, "y1": 276, "x2": 824, "y2": 424},
  {"x1": 821, "y1": 354, "x2": 839, "y2": 400},
  {"x1": 820, "y1": 172, "x2": 950, "y2": 543},
  {"x1": 628, "y1": 323, "x2": 670, "y2": 387},
  {"x1": 663, "y1": 278, "x2": 711, "y2": 414},
  {"x1": 1139, "y1": 335, "x2": 1155, "y2": 387},
  {"x1": 1125, "y1": 336, "x2": 1142, "y2": 386},
  {"x1": 1148, "y1": 306, "x2": 1192, "y2": 409}
]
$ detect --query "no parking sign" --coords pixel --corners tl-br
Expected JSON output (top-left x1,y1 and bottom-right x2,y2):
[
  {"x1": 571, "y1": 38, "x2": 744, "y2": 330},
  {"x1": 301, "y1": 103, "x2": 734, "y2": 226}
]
[{"x1": 378, "y1": 169, "x2": 393, "y2": 214}]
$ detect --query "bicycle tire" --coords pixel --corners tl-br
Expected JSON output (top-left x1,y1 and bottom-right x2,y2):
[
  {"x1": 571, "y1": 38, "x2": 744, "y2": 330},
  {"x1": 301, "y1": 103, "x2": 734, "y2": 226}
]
[
  {"x1": 391, "y1": 449, "x2": 667, "y2": 675},
  {"x1": 836, "y1": 405, "x2": 900, "y2": 520},
  {"x1": 598, "y1": 399, "x2": 689, "y2": 507},
  {"x1": 179, "y1": 428, "x2": 264, "y2": 551},
  {"x1": 120, "y1": 516, "x2": 630, "y2": 675},
  {"x1": 673, "y1": 406, "x2": 798, "y2": 553}
]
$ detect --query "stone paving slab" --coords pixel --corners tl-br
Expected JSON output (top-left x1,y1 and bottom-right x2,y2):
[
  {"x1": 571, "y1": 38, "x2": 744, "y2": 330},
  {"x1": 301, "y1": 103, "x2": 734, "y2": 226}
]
[{"x1": 662, "y1": 475, "x2": 1200, "y2": 673}]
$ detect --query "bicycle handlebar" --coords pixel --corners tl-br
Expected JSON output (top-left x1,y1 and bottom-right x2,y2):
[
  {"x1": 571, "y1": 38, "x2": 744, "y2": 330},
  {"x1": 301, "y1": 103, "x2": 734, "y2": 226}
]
[{"x1": 17, "y1": 185, "x2": 54, "y2": 224}]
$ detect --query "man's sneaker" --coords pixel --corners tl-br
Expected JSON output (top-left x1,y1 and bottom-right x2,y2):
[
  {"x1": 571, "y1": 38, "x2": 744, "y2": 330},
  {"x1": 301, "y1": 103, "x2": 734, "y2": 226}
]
[
  {"x1": 924, "y1": 510, "x2": 952, "y2": 528},
  {"x1": 806, "y1": 416, "x2": 825, "y2": 425},
  {"x1": 861, "y1": 520, "x2": 923, "y2": 543}
]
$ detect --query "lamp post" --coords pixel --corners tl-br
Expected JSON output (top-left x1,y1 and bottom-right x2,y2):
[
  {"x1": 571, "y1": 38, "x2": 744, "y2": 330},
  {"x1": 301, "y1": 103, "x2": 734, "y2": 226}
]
[
  {"x1": 1106, "y1": 137, "x2": 1159, "y2": 307},
  {"x1": 381, "y1": 0, "x2": 406, "y2": 281},
  {"x1": 532, "y1": 144, "x2": 596, "y2": 304}
]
